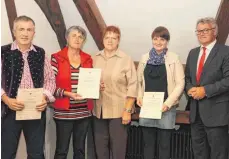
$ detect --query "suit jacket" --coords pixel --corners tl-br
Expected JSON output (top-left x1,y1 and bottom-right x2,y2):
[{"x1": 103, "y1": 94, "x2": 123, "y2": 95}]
[{"x1": 185, "y1": 43, "x2": 229, "y2": 127}]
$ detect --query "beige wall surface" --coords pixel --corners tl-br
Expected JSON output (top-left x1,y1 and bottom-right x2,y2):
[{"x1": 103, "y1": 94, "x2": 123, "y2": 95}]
[
  {"x1": 1, "y1": 0, "x2": 221, "y2": 63},
  {"x1": 1, "y1": 0, "x2": 225, "y2": 158}
]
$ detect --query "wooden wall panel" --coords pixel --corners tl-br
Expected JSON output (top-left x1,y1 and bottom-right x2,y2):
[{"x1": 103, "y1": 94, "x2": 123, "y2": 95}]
[
  {"x1": 73, "y1": 0, "x2": 106, "y2": 50},
  {"x1": 5, "y1": 0, "x2": 17, "y2": 40},
  {"x1": 216, "y1": 0, "x2": 229, "y2": 44},
  {"x1": 35, "y1": 0, "x2": 67, "y2": 48}
]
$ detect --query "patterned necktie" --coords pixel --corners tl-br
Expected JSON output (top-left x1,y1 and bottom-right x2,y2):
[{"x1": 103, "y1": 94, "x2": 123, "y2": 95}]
[{"x1": 196, "y1": 47, "x2": 206, "y2": 84}]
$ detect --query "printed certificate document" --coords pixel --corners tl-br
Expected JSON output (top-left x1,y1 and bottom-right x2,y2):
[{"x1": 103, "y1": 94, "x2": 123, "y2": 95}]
[
  {"x1": 16, "y1": 88, "x2": 43, "y2": 120},
  {"x1": 139, "y1": 92, "x2": 164, "y2": 119},
  {"x1": 77, "y1": 68, "x2": 101, "y2": 99}
]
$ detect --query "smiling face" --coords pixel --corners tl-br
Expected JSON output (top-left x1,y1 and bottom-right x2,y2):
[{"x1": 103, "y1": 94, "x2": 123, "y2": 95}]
[
  {"x1": 13, "y1": 20, "x2": 35, "y2": 47},
  {"x1": 103, "y1": 31, "x2": 120, "y2": 52},
  {"x1": 196, "y1": 22, "x2": 216, "y2": 46},
  {"x1": 152, "y1": 36, "x2": 168, "y2": 53},
  {"x1": 151, "y1": 26, "x2": 170, "y2": 53},
  {"x1": 67, "y1": 30, "x2": 85, "y2": 49}
]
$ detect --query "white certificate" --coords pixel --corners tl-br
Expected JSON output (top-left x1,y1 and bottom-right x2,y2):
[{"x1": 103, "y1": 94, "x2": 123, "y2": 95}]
[
  {"x1": 16, "y1": 88, "x2": 43, "y2": 120},
  {"x1": 139, "y1": 92, "x2": 164, "y2": 119},
  {"x1": 77, "y1": 68, "x2": 101, "y2": 99}
]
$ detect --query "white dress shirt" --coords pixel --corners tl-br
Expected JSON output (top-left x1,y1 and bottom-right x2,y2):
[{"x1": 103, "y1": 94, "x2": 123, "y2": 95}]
[{"x1": 196, "y1": 39, "x2": 217, "y2": 71}]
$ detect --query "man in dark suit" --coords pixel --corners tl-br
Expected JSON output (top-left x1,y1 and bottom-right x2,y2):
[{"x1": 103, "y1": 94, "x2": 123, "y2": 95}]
[{"x1": 185, "y1": 17, "x2": 229, "y2": 159}]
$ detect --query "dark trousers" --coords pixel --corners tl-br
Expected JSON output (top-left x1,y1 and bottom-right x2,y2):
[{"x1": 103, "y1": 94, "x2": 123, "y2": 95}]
[
  {"x1": 93, "y1": 117, "x2": 128, "y2": 159},
  {"x1": 191, "y1": 108, "x2": 228, "y2": 159},
  {"x1": 1, "y1": 110, "x2": 46, "y2": 159},
  {"x1": 54, "y1": 117, "x2": 91, "y2": 159},
  {"x1": 142, "y1": 127, "x2": 172, "y2": 159}
]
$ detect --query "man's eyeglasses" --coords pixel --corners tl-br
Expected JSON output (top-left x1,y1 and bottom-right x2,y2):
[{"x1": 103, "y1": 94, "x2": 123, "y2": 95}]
[{"x1": 195, "y1": 28, "x2": 215, "y2": 35}]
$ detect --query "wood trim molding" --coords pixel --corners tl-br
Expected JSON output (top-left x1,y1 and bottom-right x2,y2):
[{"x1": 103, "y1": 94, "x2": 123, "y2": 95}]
[
  {"x1": 216, "y1": 0, "x2": 229, "y2": 44},
  {"x1": 35, "y1": 0, "x2": 67, "y2": 48},
  {"x1": 5, "y1": 0, "x2": 17, "y2": 40},
  {"x1": 73, "y1": 0, "x2": 106, "y2": 50}
]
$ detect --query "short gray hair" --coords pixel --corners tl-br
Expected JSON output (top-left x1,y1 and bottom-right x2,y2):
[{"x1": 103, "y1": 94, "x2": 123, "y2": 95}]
[
  {"x1": 196, "y1": 17, "x2": 218, "y2": 36},
  {"x1": 13, "y1": 15, "x2": 35, "y2": 30},
  {"x1": 65, "y1": 26, "x2": 87, "y2": 41}
]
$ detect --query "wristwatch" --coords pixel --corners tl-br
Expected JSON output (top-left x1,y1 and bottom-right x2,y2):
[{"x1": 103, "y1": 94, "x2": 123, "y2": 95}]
[{"x1": 124, "y1": 108, "x2": 132, "y2": 113}]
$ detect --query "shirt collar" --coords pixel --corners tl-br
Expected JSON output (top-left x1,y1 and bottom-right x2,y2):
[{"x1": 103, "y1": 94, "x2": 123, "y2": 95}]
[
  {"x1": 11, "y1": 41, "x2": 37, "y2": 52},
  {"x1": 200, "y1": 39, "x2": 216, "y2": 51},
  {"x1": 96, "y1": 49, "x2": 124, "y2": 58}
]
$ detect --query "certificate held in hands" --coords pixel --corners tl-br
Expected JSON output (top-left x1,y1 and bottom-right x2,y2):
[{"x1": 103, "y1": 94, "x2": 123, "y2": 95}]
[
  {"x1": 139, "y1": 92, "x2": 164, "y2": 119},
  {"x1": 16, "y1": 88, "x2": 43, "y2": 120},
  {"x1": 77, "y1": 68, "x2": 101, "y2": 99}
]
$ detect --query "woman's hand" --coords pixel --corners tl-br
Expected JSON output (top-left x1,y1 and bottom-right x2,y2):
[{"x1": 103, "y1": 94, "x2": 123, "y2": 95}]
[
  {"x1": 161, "y1": 105, "x2": 170, "y2": 112},
  {"x1": 100, "y1": 81, "x2": 105, "y2": 91},
  {"x1": 70, "y1": 93, "x2": 84, "y2": 100},
  {"x1": 136, "y1": 97, "x2": 143, "y2": 107},
  {"x1": 64, "y1": 91, "x2": 84, "y2": 100},
  {"x1": 122, "y1": 111, "x2": 131, "y2": 125}
]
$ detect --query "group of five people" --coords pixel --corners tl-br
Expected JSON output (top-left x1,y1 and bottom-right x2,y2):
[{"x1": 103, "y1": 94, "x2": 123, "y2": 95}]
[{"x1": 1, "y1": 15, "x2": 229, "y2": 159}]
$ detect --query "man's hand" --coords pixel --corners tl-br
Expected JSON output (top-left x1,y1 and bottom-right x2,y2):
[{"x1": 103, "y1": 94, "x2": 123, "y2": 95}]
[
  {"x1": 2, "y1": 94, "x2": 24, "y2": 111},
  {"x1": 161, "y1": 105, "x2": 170, "y2": 112},
  {"x1": 36, "y1": 95, "x2": 48, "y2": 112},
  {"x1": 136, "y1": 97, "x2": 143, "y2": 107},
  {"x1": 122, "y1": 111, "x2": 131, "y2": 125},
  {"x1": 192, "y1": 87, "x2": 206, "y2": 100}
]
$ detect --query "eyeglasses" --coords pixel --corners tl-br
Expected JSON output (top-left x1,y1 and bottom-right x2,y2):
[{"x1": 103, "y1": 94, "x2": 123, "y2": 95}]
[{"x1": 195, "y1": 28, "x2": 215, "y2": 35}]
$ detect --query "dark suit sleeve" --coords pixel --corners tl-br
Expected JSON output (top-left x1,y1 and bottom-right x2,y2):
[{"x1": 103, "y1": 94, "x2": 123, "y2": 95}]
[
  {"x1": 185, "y1": 50, "x2": 194, "y2": 93},
  {"x1": 204, "y1": 47, "x2": 229, "y2": 98}
]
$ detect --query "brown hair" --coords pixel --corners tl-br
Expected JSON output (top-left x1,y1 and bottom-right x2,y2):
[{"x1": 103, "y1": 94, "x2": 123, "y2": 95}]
[
  {"x1": 103, "y1": 25, "x2": 121, "y2": 39},
  {"x1": 151, "y1": 26, "x2": 170, "y2": 41}
]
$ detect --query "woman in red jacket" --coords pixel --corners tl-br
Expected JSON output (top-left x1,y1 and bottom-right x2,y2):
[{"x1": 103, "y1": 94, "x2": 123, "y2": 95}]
[{"x1": 51, "y1": 26, "x2": 93, "y2": 159}]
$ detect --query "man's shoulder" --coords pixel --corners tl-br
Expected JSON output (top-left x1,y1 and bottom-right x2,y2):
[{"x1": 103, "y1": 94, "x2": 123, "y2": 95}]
[
  {"x1": 216, "y1": 44, "x2": 229, "y2": 61},
  {"x1": 216, "y1": 43, "x2": 229, "y2": 52},
  {"x1": 186, "y1": 47, "x2": 200, "y2": 59},
  {"x1": 33, "y1": 44, "x2": 45, "y2": 53},
  {"x1": 190, "y1": 46, "x2": 200, "y2": 53},
  {"x1": 1, "y1": 43, "x2": 12, "y2": 52},
  {"x1": 1, "y1": 44, "x2": 13, "y2": 58}
]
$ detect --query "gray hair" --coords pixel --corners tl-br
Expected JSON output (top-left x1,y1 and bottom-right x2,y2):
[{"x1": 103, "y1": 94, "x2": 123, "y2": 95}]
[
  {"x1": 13, "y1": 15, "x2": 35, "y2": 30},
  {"x1": 65, "y1": 26, "x2": 87, "y2": 41},
  {"x1": 196, "y1": 17, "x2": 218, "y2": 36}
]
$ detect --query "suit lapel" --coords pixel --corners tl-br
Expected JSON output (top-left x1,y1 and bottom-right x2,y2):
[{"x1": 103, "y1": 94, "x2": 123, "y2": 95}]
[
  {"x1": 192, "y1": 47, "x2": 200, "y2": 85},
  {"x1": 200, "y1": 44, "x2": 219, "y2": 82}
]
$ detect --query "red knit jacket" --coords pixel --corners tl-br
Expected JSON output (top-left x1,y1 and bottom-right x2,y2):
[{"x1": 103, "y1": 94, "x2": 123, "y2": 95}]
[{"x1": 52, "y1": 47, "x2": 94, "y2": 110}]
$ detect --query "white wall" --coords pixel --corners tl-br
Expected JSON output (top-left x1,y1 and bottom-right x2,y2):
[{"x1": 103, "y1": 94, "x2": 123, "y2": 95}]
[
  {"x1": 1, "y1": 0, "x2": 221, "y2": 63},
  {"x1": 96, "y1": 0, "x2": 221, "y2": 63},
  {"x1": 1, "y1": 0, "x2": 224, "y2": 159}
]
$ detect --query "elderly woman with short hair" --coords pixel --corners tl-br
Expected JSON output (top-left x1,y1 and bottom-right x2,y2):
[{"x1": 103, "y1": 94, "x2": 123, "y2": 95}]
[{"x1": 51, "y1": 26, "x2": 93, "y2": 159}]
